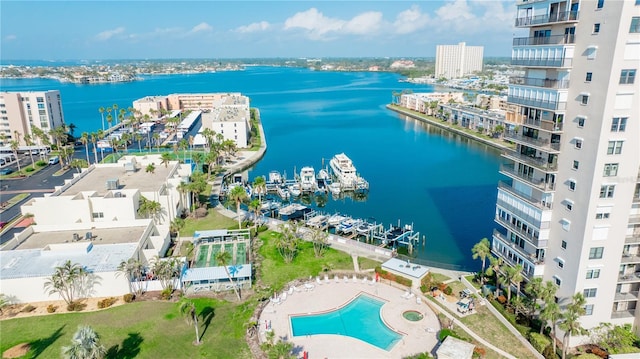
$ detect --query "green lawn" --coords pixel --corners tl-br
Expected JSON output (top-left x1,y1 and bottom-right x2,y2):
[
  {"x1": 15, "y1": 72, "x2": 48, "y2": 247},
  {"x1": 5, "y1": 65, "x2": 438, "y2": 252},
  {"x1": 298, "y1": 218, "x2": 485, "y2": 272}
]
[
  {"x1": 258, "y1": 231, "x2": 356, "y2": 291},
  {"x1": 0, "y1": 299, "x2": 255, "y2": 359},
  {"x1": 430, "y1": 272, "x2": 451, "y2": 283},
  {"x1": 181, "y1": 210, "x2": 237, "y2": 237},
  {"x1": 357, "y1": 257, "x2": 381, "y2": 271}
]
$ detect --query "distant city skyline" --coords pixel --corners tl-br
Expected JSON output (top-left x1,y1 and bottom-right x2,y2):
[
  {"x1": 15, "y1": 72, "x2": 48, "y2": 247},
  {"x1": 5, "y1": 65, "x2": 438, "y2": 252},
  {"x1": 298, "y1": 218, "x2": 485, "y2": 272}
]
[{"x1": 1, "y1": 0, "x2": 521, "y2": 61}]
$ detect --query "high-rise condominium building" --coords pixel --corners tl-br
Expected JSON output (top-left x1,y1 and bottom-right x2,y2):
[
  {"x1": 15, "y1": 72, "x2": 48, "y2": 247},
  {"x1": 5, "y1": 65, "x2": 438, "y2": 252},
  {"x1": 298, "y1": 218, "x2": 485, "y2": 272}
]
[
  {"x1": 435, "y1": 42, "x2": 484, "y2": 79},
  {"x1": 493, "y1": 0, "x2": 640, "y2": 342},
  {"x1": 0, "y1": 91, "x2": 66, "y2": 146}
]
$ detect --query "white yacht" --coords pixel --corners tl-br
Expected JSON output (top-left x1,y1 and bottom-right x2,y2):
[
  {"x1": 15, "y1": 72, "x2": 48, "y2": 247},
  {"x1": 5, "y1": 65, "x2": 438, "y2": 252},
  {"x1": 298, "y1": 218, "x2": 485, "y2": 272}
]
[
  {"x1": 329, "y1": 153, "x2": 359, "y2": 190},
  {"x1": 289, "y1": 182, "x2": 301, "y2": 197},
  {"x1": 300, "y1": 166, "x2": 316, "y2": 193}
]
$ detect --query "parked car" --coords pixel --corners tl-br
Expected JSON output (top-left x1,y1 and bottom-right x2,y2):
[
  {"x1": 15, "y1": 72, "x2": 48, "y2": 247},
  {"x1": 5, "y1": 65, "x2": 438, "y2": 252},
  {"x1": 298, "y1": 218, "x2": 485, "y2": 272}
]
[
  {"x1": 0, "y1": 168, "x2": 14, "y2": 175},
  {"x1": 48, "y1": 156, "x2": 60, "y2": 165}
]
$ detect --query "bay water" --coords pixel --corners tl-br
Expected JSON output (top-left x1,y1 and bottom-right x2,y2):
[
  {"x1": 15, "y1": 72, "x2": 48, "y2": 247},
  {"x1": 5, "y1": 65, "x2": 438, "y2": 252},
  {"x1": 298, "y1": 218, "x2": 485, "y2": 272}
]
[{"x1": 0, "y1": 66, "x2": 504, "y2": 270}]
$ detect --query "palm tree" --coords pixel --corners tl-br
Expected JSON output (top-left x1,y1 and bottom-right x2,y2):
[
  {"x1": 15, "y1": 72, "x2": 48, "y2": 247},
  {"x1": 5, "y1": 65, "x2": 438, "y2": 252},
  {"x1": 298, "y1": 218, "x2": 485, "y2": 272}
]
[
  {"x1": 228, "y1": 185, "x2": 248, "y2": 229},
  {"x1": 253, "y1": 176, "x2": 267, "y2": 202},
  {"x1": 179, "y1": 297, "x2": 201, "y2": 345},
  {"x1": 559, "y1": 293, "x2": 586, "y2": 359},
  {"x1": 98, "y1": 107, "x2": 106, "y2": 131},
  {"x1": 179, "y1": 138, "x2": 188, "y2": 162},
  {"x1": 485, "y1": 256, "x2": 503, "y2": 297},
  {"x1": 215, "y1": 250, "x2": 242, "y2": 300},
  {"x1": 112, "y1": 104, "x2": 119, "y2": 125},
  {"x1": 540, "y1": 300, "x2": 561, "y2": 337},
  {"x1": 161, "y1": 153, "x2": 172, "y2": 168},
  {"x1": 43, "y1": 260, "x2": 87, "y2": 305},
  {"x1": 62, "y1": 325, "x2": 106, "y2": 359},
  {"x1": 9, "y1": 140, "x2": 21, "y2": 174},
  {"x1": 70, "y1": 159, "x2": 88, "y2": 173},
  {"x1": 90, "y1": 133, "x2": 99, "y2": 163},
  {"x1": 80, "y1": 132, "x2": 90, "y2": 164},
  {"x1": 116, "y1": 258, "x2": 145, "y2": 297},
  {"x1": 146, "y1": 163, "x2": 156, "y2": 174},
  {"x1": 106, "y1": 114, "x2": 113, "y2": 129},
  {"x1": 506, "y1": 264, "x2": 524, "y2": 300},
  {"x1": 524, "y1": 277, "x2": 544, "y2": 320},
  {"x1": 152, "y1": 133, "x2": 161, "y2": 153},
  {"x1": 471, "y1": 237, "x2": 491, "y2": 283},
  {"x1": 134, "y1": 133, "x2": 143, "y2": 152},
  {"x1": 23, "y1": 134, "x2": 36, "y2": 170}
]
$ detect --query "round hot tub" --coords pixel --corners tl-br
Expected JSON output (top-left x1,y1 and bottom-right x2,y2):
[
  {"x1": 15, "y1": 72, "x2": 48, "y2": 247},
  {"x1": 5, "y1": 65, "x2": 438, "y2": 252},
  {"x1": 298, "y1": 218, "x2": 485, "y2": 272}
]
[{"x1": 402, "y1": 310, "x2": 424, "y2": 322}]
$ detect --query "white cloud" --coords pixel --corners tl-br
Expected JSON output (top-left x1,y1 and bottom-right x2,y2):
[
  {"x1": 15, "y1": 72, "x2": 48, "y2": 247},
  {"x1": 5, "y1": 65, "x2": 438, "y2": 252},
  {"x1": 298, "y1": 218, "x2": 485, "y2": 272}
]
[
  {"x1": 95, "y1": 27, "x2": 125, "y2": 41},
  {"x1": 393, "y1": 5, "x2": 430, "y2": 34},
  {"x1": 4, "y1": 34, "x2": 17, "y2": 41},
  {"x1": 235, "y1": 21, "x2": 271, "y2": 33},
  {"x1": 436, "y1": 0, "x2": 475, "y2": 21},
  {"x1": 190, "y1": 22, "x2": 213, "y2": 34},
  {"x1": 284, "y1": 8, "x2": 383, "y2": 40}
]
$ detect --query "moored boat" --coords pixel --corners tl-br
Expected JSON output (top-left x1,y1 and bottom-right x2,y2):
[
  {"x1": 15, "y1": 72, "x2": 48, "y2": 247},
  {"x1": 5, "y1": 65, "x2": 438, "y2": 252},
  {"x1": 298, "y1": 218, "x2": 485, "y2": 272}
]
[{"x1": 300, "y1": 166, "x2": 316, "y2": 193}]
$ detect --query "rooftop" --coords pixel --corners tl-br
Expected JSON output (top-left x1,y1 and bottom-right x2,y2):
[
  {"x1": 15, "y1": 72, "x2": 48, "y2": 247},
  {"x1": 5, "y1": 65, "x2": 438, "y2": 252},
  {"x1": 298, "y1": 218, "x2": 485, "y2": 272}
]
[
  {"x1": 382, "y1": 258, "x2": 430, "y2": 279},
  {"x1": 60, "y1": 159, "x2": 177, "y2": 197},
  {"x1": 436, "y1": 336, "x2": 475, "y2": 359},
  {"x1": 11, "y1": 226, "x2": 147, "y2": 250}
]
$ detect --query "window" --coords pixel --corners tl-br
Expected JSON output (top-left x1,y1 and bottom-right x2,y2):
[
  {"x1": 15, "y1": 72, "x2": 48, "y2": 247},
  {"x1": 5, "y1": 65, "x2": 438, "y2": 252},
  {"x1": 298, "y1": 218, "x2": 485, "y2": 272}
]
[
  {"x1": 561, "y1": 240, "x2": 567, "y2": 249},
  {"x1": 558, "y1": 258, "x2": 565, "y2": 268},
  {"x1": 565, "y1": 200, "x2": 573, "y2": 211},
  {"x1": 553, "y1": 276, "x2": 562, "y2": 286},
  {"x1": 599, "y1": 185, "x2": 615, "y2": 198},
  {"x1": 589, "y1": 247, "x2": 604, "y2": 259},
  {"x1": 586, "y1": 269, "x2": 601, "y2": 279},
  {"x1": 631, "y1": 17, "x2": 640, "y2": 33},
  {"x1": 581, "y1": 95, "x2": 589, "y2": 105},
  {"x1": 585, "y1": 72, "x2": 592, "y2": 82},
  {"x1": 593, "y1": 23, "x2": 600, "y2": 33},
  {"x1": 583, "y1": 288, "x2": 598, "y2": 298},
  {"x1": 603, "y1": 163, "x2": 619, "y2": 176},
  {"x1": 575, "y1": 138, "x2": 583, "y2": 149},
  {"x1": 577, "y1": 117, "x2": 585, "y2": 127},
  {"x1": 597, "y1": 0, "x2": 604, "y2": 8},
  {"x1": 585, "y1": 304, "x2": 594, "y2": 316},
  {"x1": 607, "y1": 141, "x2": 623, "y2": 154},
  {"x1": 569, "y1": 180, "x2": 576, "y2": 191},
  {"x1": 573, "y1": 160, "x2": 579, "y2": 170},
  {"x1": 586, "y1": 46, "x2": 598, "y2": 60},
  {"x1": 620, "y1": 70, "x2": 636, "y2": 84},
  {"x1": 92, "y1": 212, "x2": 104, "y2": 219},
  {"x1": 595, "y1": 212, "x2": 610, "y2": 219},
  {"x1": 561, "y1": 218, "x2": 571, "y2": 231},
  {"x1": 611, "y1": 117, "x2": 627, "y2": 132}
]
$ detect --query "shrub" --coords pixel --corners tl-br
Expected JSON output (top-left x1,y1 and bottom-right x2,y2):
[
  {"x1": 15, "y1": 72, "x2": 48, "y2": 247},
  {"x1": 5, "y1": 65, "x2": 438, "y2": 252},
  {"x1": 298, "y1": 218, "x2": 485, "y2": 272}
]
[
  {"x1": 542, "y1": 344, "x2": 556, "y2": 359},
  {"x1": 97, "y1": 297, "x2": 117, "y2": 309},
  {"x1": 443, "y1": 286, "x2": 453, "y2": 296},
  {"x1": 257, "y1": 224, "x2": 269, "y2": 232},
  {"x1": 438, "y1": 282, "x2": 447, "y2": 291},
  {"x1": 25, "y1": 167, "x2": 35, "y2": 172},
  {"x1": 46, "y1": 304, "x2": 58, "y2": 313},
  {"x1": 528, "y1": 332, "x2": 551, "y2": 353},
  {"x1": 21, "y1": 304, "x2": 36, "y2": 313},
  {"x1": 497, "y1": 295, "x2": 507, "y2": 304},
  {"x1": 36, "y1": 160, "x2": 47, "y2": 167},
  {"x1": 473, "y1": 347, "x2": 486, "y2": 358},
  {"x1": 123, "y1": 293, "x2": 135, "y2": 303},
  {"x1": 585, "y1": 346, "x2": 608, "y2": 359},
  {"x1": 161, "y1": 288, "x2": 173, "y2": 300},
  {"x1": 438, "y1": 328, "x2": 462, "y2": 342},
  {"x1": 67, "y1": 301, "x2": 86, "y2": 312}
]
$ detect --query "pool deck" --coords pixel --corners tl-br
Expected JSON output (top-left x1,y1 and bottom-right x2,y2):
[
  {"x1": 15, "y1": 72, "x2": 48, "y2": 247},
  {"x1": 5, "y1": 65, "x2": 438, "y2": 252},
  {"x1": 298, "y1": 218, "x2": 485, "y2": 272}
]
[{"x1": 258, "y1": 277, "x2": 440, "y2": 358}]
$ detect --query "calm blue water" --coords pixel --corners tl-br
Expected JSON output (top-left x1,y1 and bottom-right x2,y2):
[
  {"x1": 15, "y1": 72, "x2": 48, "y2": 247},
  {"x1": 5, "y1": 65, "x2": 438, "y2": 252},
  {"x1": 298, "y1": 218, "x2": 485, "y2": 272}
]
[
  {"x1": 0, "y1": 66, "x2": 504, "y2": 270},
  {"x1": 290, "y1": 294, "x2": 401, "y2": 351}
]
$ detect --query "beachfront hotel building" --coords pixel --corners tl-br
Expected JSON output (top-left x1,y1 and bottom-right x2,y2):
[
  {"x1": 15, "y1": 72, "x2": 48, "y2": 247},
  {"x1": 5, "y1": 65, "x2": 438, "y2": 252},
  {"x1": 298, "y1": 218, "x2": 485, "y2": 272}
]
[
  {"x1": 492, "y1": 0, "x2": 640, "y2": 342},
  {"x1": 0, "y1": 90, "x2": 66, "y2": 146},
  {"x1": 435, "y1": 42, "x2": 484, "y2": 80}
]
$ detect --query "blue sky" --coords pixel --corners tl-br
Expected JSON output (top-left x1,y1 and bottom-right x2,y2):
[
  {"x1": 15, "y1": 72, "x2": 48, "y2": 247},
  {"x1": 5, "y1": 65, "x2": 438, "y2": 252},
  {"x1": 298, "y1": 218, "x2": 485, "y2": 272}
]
[{"x1": 1, "y1": 0, "x2": 519, "y2": 60}]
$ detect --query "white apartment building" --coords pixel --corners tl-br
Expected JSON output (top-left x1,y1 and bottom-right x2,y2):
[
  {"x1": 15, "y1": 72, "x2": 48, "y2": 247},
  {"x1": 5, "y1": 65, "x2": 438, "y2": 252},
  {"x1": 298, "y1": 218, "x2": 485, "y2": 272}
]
[
  {"x1": 20, "y1": 154, "x2": 192, "y2": 226},
  {"x1": 435, "y1": 42, "x2": 484, "y2": 80},
  {"x1": 493, "y1": 0, "x2": 640, "y2": 343},
  {"x1": 0, "y1": 90, "x2": 66, "y2": 146},
  {"x1": 399, "y1": 92, "x2": 465, "y2": 114}
]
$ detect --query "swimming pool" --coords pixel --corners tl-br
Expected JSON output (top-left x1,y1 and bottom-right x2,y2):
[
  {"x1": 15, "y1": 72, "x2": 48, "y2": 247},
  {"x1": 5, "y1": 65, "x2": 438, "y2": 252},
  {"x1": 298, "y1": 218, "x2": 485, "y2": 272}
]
[{"x1": 290, "y1": 294, "x2": 402, "y2": 351}]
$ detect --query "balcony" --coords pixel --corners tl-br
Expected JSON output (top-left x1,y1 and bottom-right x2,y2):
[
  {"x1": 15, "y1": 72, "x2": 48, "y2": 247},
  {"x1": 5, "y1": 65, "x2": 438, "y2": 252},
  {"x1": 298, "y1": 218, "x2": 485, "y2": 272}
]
[
  {"x1": 511, "y1": 57, "x2": 573, "y2": 68},
  {"x1": 496, "y1": 197, "x2": 551, "y2": 230},
  {"x1": 622, "y1": 253, "x2": 640, "y2": 264},
  {"x1": 508, "y1": 95, "x2": 566, "y2": 111},
  {"x1": 513, "y1": 34, "x2": 575, "y2": 46},
  {"x1": 523, "y1": 118, "x2": 563, "y2": 133},
  {"x1": 500, "y1": 164, "x2": 556, "y2": 192},
  {"x1": 493, "y1": 231, "x2": 544, "y2": 278},
  {"x1": 502, "y1": 150, "x2": 558, "y2": 172},
  {"x1": 611, "y1": 309, "x2": 636, "y2": 319},
  {"x1": 615, "y1": 291, "x2": 639, "y2": 302},
  {"x1": 629, "y1": 215, "x2": 640, "y2": 225},
  {"x1": 515, "y1": 10, "x2": 579, "y2": 27},
  {"x1": 626, "y1": 235, "x2": 640, "y2": 244},
  {"x1": 494, "y1": 215, "x2": 548, "y2": 248},
  {"x1": 618, "y1": 273, "x2": 640, "y2": 283},
  {"x1": 498, "y1": 181, "x2": 553, "y2": 210},
  {"x1": 504, "y1": 131, "x2": 561, "y2": 153},
  {"x1": 509, "y1": 77, "x2": 570, "y2": 89}
]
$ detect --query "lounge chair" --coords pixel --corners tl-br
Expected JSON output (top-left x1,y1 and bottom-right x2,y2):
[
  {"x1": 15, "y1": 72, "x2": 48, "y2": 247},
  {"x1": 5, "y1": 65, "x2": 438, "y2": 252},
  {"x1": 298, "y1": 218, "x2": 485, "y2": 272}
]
[
  {"x1": 288, "y1": 287, "x2": 294, "y2": 295},
  {"x1": 343, "y1": 276, "x2": 349, "y2": 283},
  {"x1": 401, "y1": 291, "x2": 410, "y2": 299},
  {"x1": 334, "y1": 275, "x2": 340, "y2": 283},
  {"x1": 352, "y1": 275, "x2": 358, "y2": 283},
  {"x1": 406, "y1": 292, "x2": 415, "y2": 300},
  {"x1": 368, "y1": 277, "x2": 375, "y2": 285},
  {"x1": 416, "y1": 297, "x2": 422, "y2": 304},
  {"x1": 362, "y1": 277, "x2": 368, "y2": 284},
  {"x1": 280, "y1": 292, "x2": 287, "y2": 302},
  {"x1": 304, "y1": 283, "x2": 315, "y2": 291},
  {"x1": 271, "y1": 296, "x2": 280, "y2": 304},
  {"x1": 316, "y1": 276, "x2": 323, "y2": 285},
  {"x1": 293, "y1": 286, "x2": 302, "y2": 293},
  {"x1": 324, "y1": 275, "x2": 330, "y2": 284}
]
